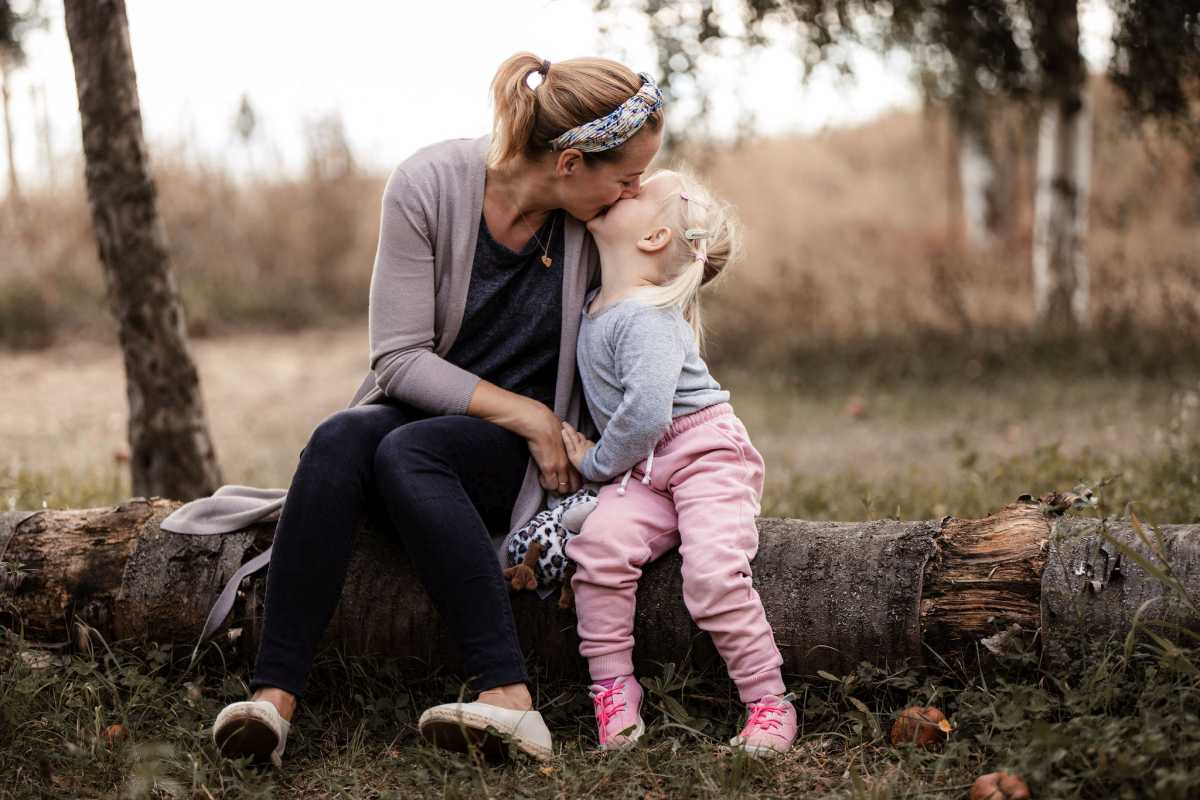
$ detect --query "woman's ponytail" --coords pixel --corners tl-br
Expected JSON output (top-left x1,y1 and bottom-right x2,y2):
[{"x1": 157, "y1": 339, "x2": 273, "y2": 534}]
[{"x1": 487, "y1": 52, "x2": 546, "y2": 169}]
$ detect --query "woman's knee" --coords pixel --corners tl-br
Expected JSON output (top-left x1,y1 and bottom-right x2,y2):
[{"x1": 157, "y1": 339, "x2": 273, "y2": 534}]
[
  {"x1": 304, "y1": 407, "x2": 396, "y2": 465},
  {"x1": 374, "y1": 421, "x2": 434, "y2": 468},
  {"x1": 371, "y1": 423, "x2": 448, "y2": 502}
]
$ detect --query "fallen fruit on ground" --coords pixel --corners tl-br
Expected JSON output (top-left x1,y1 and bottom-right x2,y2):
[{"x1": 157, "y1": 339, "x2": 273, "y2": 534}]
[
  {"x1": 969, "y1": 770, "x2": 1031, "y2": 799},
  {"x1": 889, "y1": 706, "x2": 951, "y2": 748}
]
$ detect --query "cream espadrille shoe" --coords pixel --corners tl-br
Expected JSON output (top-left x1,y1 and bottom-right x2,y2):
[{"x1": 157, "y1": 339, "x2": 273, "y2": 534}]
[
  {"x1": 418, "y1": 701, "x2": 553, "y2": 761},
  {"x1": 212, "y1": 700, "x2": 291, "y2": 768}
]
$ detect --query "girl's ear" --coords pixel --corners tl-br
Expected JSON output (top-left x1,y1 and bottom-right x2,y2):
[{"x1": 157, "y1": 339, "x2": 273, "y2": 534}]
[{"x1": 635, "y1": 225, "x2": 673, "y2": 254}]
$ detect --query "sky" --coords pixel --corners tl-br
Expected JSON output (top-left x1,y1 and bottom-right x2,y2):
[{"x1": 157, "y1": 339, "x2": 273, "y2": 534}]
[{"x1": 5, "y1": 0, "x2": 1115, "y2": 186}]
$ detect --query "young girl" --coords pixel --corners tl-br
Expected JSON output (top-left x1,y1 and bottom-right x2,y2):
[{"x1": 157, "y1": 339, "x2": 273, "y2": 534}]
[{"x1": 559, "y1": 169, "x2": 796, "y2": 758}]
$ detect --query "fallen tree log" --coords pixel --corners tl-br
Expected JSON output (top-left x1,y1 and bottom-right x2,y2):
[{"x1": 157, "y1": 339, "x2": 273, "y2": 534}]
[{"x1": 1, "y1": 499, "x2": 1197, "y2": 678}]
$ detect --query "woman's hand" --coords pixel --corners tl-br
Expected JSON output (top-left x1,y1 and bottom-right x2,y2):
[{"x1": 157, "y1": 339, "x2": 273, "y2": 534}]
[
  {"x1": 523, "y1": 402, "x2": 583, "y2": 493},
  {"x1": 464, "y1": 381, "x2": 581, "y2": 493},
  {"x1": 560, "y1": 421, "x2": 596, "y2": 473}
]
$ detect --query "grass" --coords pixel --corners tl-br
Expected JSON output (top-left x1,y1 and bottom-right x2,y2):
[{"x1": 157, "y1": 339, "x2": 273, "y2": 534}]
[
  {"x1": 762, "y1": 439, "x2": 1200, "y2": 525},
  {"x1": 5, "y1": 427, "x2": 1195, "y2": 525}
]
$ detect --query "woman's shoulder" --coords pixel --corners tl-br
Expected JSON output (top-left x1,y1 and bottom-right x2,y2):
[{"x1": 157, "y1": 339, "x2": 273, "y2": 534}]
[
  {"x1": 381, "y1": 136, "x2": 488, "y2": 211},
  {"x1": 390, "y1": 135, "x2": 489, "y2": 188}
]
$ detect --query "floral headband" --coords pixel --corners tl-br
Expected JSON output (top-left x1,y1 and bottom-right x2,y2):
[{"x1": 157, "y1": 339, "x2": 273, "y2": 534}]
[{"x1": 549, "y1": 72, "x2": 663, "y2": 153}]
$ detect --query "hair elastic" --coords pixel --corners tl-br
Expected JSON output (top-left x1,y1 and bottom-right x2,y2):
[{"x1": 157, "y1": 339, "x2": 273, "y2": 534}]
[{"x1": 538, "y1": 59, "x2": 551, "y2": 76}]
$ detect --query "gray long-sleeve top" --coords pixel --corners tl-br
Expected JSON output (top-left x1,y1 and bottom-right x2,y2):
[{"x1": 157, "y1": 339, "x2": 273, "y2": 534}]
[{"x1": 576, "y1": 288, "x2": 730, "y2": 482}]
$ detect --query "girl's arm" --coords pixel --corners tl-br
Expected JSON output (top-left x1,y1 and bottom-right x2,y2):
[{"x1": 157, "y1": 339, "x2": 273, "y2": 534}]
[{"x1": 566, "y1": 307, "x2": 686, "y2": 482}]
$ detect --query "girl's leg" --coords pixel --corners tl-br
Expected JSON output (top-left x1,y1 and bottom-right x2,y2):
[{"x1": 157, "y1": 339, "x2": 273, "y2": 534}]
[
  {"x1": 567, "y1": 479, "x2": 679, "y2": 681},
  {"x1": 671, "y1": 416, "x2": 785, "y2": 703},
  {"x1": 251, "y1": 401, "x2": 424, "y2": 701},
  {"x1": 371, "y1": 414, "x2": 529, "y2": 694}
]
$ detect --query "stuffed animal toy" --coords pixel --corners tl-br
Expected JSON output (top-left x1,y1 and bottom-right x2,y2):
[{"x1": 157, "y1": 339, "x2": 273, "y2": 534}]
[{"x1": 503, "y1": 485, "x2": 600, "y2": 608}]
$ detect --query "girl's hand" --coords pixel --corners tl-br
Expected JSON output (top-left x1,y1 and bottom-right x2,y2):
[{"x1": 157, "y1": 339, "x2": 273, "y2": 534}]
[{"x1": 560, "y1": 422, "x2": 596, "y2": 472}]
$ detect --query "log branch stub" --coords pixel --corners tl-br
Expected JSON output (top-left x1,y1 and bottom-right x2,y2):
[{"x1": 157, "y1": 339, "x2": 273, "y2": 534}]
[{"x1": 920, "y1": 501, "x2": 1051, "y2": 652}]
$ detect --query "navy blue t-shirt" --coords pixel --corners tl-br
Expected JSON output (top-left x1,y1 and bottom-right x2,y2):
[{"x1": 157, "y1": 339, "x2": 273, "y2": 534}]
[{"x1": 443, "y1": 209, "x2": 564, "y2": 410}]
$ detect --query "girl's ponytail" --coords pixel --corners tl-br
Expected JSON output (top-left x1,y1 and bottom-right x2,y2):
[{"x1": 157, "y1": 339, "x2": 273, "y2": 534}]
[{"x1": 632, "y1": 171, "x2": 741, "y2": 355}]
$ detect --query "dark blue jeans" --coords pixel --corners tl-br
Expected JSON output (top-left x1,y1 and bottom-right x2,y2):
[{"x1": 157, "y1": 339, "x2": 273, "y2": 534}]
[{"x1": 249, "y1": 399, "x2": 530, "y2": 697}]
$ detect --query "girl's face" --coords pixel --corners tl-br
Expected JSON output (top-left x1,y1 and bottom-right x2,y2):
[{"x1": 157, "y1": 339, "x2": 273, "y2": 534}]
[
  {"x1": 557, "y1": 128, "x2": 662, "y2": 221},
  {"x1": 585, "y1": 169, "x2": 681, "y2": 245}
]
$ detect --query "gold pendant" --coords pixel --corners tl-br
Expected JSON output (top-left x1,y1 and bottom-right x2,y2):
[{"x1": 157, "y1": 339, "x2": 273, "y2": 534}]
[{"x1": 541, "y1": 254, "x2": 553, "y2": 268}]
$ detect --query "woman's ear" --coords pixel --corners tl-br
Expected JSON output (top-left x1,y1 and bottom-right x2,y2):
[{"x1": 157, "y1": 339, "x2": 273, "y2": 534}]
[
  {"x1": 555, "y1": 148, "x2": 584, "y2": 176},
  {"x1": 635, "y1": 225, "x2": 673, "y2": 255}
]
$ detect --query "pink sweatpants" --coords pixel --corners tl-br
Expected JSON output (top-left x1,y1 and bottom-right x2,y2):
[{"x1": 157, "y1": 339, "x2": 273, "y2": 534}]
[{"x1": 566, "y1": 402, "x2": 785, "y2": 702}]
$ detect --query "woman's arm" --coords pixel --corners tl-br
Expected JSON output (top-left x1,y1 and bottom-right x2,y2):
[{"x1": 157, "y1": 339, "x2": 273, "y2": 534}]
[{"x1": 367, "y1": 166, "x2": 482, "y2": 416}]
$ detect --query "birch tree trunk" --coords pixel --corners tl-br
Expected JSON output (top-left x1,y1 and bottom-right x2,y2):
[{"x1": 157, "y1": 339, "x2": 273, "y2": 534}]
[
  {"x1": 63, "y1": 0, "x2": 221, "y2": 501},
  {"x1": 953, "y1": 91, "x2": 1001, "y2": 251},
  {"x1": 0, "y1": 54, "x2": 19, "y2": 206},
  {"x1": 1031, "y1": 0, "x2": 1091, "y2": 332},
  {"x1": 3, "y1": 500, "x2": 1197, "y2": 680}
]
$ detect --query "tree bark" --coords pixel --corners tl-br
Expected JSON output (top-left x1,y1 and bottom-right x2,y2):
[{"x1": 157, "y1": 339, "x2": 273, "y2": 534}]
[
  {"x1": 63, "y1": 0, "x2": 221, "y2": 502},
  {"x1": 1030, "y1": 0, "x2": 1091, "y2": 333},
  {"x1": 3, "y1": 500, "x2": 1197, "y2": 680}
]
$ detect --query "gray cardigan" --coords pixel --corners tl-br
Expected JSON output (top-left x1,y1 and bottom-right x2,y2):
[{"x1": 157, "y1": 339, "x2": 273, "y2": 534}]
[{"x1": 162, "y1": 134, "x2": 600, "y2": 638}]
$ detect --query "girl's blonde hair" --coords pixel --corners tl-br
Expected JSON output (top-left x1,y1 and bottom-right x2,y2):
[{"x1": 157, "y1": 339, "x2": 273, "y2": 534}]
[
  {"x1": 487, "y1": 52, "x2": 664, "y2": 168},
  {"x1": 631, "y1": 169, "x2": 740, "y2": 354}
]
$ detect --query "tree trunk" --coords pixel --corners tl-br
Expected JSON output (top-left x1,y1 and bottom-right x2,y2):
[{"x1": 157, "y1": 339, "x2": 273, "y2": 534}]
[
  {"x1": 1031, "y1": 0, "x2": 1091, "y2": 333},
  {"x1": 3, "y1": 500, "x2": 1197, "y2": 680},
  {"x1": 0, "y1": 53, "x2": 20, "y2": 206},
  {"x1": 30, "y1": 81, "x2": 54, "y2": 189},
  {"x1": 63, "y1": 0, "x2": 221, "y2": 501},
  {"x1": 952, "y1": 90, "x2": 1001, "y2": 250}
]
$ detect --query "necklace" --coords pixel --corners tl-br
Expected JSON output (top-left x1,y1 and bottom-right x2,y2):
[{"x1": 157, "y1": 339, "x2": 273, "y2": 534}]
[{"x1": 502, "y1": 187, "x2": 557, "y2": 268}]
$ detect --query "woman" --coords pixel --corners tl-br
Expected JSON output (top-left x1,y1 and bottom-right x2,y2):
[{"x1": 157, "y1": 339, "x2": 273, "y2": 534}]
[{"x1": 209, "y1": 52, "x2": 664, "y2": 765}]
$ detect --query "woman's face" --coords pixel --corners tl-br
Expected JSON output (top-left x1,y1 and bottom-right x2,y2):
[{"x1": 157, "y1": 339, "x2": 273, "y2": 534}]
[
  {"x1": 557, "y1": 127, "x2": 663, "y2": 222},
  {"x1": 585, "y1": 169, "x2": 681, "y2": 244}
]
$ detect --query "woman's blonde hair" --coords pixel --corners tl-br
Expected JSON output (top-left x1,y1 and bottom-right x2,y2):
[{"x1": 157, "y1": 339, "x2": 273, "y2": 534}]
[
  {"x1": 486, "y1": 52, "x2": 665, "y2": 168},
  {"x1": 631, "y1": 169, "x2": 741, "y2": 354}
]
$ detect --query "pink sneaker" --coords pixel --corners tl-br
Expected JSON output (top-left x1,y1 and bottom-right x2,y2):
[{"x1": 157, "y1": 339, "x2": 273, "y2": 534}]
[
  {"x1": 729, "y1": 693, "x2": 798, "y2": 758},
  {"x1": 589, "y1": 675, "x2": 645, "y2": 750}
]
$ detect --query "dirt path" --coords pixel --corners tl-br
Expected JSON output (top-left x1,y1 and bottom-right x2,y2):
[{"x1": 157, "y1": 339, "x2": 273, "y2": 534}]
[{"x1": 0, "y1": 325, "x2": 1185, "y2": 496}]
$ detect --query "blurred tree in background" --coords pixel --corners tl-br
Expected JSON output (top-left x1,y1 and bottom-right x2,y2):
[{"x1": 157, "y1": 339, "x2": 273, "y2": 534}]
[
  {"x1": 599, "y1": 0, "x2": 1199, "y2": 333},
  {"x1": 0, "y1": 0, "x2": 47, "y2": 208}
]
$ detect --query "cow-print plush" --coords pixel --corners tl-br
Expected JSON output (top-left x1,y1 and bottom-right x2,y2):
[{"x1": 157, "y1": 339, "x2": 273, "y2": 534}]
[{"x1": 505, "y1": 486, "x2": 599, "y2": 591}]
